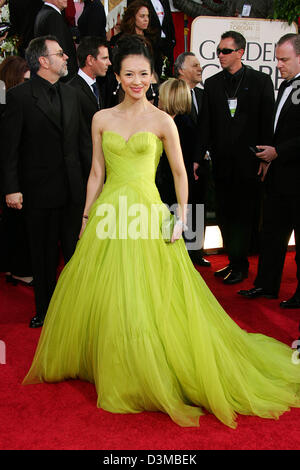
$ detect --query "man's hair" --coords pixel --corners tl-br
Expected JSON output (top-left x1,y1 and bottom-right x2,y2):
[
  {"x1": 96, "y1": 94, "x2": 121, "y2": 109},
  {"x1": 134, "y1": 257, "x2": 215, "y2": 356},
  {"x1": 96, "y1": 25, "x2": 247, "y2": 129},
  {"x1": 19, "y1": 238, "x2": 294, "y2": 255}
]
[
  {"x1": 221, "y1": 31, "x2": 246, "y2": 50},
  {"x1": 77, "y1": 36, "x2": 110, "y2": 69},
  {"x1": 174, "y1": 52, "x2": 195, "y2": 78},
  {"x1": 25, "y1": 35, "x2": 59, "y2": 74},
  {"x1": 277, "y1": 34, "x2": 300, "y2": 55},
  {"x1": 159, "y1": 78, "x2": 191, "y2": 116}
]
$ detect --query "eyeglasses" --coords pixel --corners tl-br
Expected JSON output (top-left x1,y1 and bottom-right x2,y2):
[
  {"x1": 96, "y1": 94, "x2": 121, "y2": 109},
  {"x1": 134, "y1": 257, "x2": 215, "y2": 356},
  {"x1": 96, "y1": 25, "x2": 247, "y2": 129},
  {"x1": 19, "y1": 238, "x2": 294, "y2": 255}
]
[
  {"x1": 216, "y1": 48, "x2": 240, "y2": 56},
  {"x1": 44, "y1": 51, "x2": 65, "y2": 58}
]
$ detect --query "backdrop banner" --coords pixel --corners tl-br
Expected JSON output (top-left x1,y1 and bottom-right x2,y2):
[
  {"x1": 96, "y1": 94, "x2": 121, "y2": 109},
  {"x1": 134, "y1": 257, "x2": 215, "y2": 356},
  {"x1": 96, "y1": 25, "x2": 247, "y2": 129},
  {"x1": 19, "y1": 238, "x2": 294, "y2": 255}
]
[{"x1": 191, "y1": 16, "x2": 298, "y2": 91}]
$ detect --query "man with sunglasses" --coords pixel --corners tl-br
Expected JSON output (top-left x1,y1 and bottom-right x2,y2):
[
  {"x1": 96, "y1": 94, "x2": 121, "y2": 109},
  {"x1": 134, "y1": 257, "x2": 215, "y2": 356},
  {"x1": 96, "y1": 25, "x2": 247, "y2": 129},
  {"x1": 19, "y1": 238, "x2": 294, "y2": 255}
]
[
  {"x1": 0, "y1": 36, "x2": 86, "y2": 328},
  {"x1": 200, "y1": 30, "x2": 274, "y2": 285}
]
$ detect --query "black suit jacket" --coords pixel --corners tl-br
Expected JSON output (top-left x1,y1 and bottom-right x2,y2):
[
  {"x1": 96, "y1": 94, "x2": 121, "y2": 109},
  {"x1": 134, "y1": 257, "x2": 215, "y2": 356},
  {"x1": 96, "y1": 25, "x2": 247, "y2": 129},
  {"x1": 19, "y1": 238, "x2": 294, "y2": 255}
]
[
  {"x1": 77, "y1": 0, "x2": 106, "y2": 39},
  {"x1": 200, "y1": 66, "x2": 275, "y2": 179},
  {"x1": 0, "y1": 77, "x2": 85, "y2": 209},
  {"x1": 8, "y1": 0, "x2": 43, "y2": 56},
  {"x1": 34, "y1": 5, "x2": 78, "y2": 78},
  {"x1": 266, "y1": 81, "x2": 300, "y2": 195},
  {"x1": 68, "y1": 74, "x2": 100, "y2": 180}
]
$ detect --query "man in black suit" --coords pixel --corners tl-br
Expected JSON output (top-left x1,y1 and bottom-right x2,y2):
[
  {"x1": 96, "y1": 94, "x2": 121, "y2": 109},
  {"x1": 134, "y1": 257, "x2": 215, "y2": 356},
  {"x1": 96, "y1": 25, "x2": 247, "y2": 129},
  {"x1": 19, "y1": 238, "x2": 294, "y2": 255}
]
[
  {"x1": 68, "y1": 36, "x2": 111, "y2": 181},
  {"x1": 174, "y1": 51, "x2": 210, "y2": 267},
  {"x1": 200, "y1": 31, "x2": 274, "y2": 284},
  {"x1": 8, "y1": 0, "x2": 43, "y2": 57},
  {"x1": 0, "y1": 35, "x2": 85, "y2": 328},
  {"x1": 239, "y1": 33, "x2": 300, "y2": 307},
  {"x1": 34, "y1": 0, "x2": 77, "y2": 78},
  {"x1": 128, "y1": 0, "x2": 176, "y2": 76},
  {"x1": 77, "y1": 0, "x2": 107, "y2": 40}
]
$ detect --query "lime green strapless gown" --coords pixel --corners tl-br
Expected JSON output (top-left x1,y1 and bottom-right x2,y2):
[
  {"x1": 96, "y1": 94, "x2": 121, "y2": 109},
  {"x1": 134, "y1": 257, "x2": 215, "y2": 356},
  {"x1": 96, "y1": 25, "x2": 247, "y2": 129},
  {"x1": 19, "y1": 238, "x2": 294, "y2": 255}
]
[{"x1": 23, "y1": 131, "x2": 300, "y2": 428}]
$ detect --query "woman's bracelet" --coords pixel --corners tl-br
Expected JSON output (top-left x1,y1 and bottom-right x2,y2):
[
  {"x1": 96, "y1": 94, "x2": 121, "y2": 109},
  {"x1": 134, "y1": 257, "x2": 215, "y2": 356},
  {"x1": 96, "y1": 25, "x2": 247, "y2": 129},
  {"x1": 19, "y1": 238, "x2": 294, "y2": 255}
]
[
  {"x1": 83, "y1": 215, "x2": 89, "y2": 220},
  {"x1": 175, "y1": 219, "x2": 188, "y2": 231}
]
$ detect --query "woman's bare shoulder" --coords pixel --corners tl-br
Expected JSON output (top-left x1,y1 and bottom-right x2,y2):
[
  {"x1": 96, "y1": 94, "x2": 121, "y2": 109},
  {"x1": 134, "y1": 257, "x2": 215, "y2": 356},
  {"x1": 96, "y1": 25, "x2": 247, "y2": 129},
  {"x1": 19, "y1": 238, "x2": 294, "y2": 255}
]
[
  {"x1": 92, "y1": 108, "x2": 118, "y2": 132},
  {"x1": 149, "y1": 107, "x2": 175, "y2": 134}
]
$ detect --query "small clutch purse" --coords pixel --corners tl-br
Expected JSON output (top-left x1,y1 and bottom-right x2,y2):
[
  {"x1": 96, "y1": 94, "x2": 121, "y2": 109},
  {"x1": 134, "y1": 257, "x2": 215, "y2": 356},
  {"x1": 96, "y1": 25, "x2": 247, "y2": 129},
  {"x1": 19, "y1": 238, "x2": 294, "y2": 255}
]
[{"x1": 161, "y1": 213, "x2": 176, "y2": 243}]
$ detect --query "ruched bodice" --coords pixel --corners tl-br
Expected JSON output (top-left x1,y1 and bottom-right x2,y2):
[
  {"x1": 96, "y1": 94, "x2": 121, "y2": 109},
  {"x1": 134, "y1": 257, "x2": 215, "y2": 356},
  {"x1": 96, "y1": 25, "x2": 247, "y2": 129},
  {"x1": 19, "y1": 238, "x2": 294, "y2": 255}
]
[
  {"x1": 102, "y1": 131, "x2": 163, "y2": 185},
  {"x1": 23, "y1": 130, "x2": 300, "y2": 429}
]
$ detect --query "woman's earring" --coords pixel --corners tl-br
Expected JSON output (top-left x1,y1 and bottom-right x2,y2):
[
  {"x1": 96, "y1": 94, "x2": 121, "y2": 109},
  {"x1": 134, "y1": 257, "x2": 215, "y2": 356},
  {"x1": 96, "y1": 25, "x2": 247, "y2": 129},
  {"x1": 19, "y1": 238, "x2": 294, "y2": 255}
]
[
  {"x1": 150, "y1": 83, "x2": 156, "y2": 97},
  {"x1": 113, "y1": 82, "x2": 120, "y2": 96}
]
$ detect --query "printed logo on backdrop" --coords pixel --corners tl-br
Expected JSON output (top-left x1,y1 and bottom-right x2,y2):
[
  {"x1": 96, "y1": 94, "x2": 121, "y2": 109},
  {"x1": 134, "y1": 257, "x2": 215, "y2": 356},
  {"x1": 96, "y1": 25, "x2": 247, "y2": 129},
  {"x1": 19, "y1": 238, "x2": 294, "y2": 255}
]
[{"x1": 190, "y1": 17, "x2": 298, "y2": 91}]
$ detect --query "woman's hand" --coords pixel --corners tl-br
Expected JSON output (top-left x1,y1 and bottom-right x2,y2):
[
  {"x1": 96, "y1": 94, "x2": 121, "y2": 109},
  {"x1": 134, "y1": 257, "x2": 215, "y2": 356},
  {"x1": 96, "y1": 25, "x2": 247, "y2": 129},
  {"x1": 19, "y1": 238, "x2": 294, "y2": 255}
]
[
  {"x1": 171, "y1": 220, "x2": 187, "y2": 243},
  {"x1": 79, "y1": 217, "x2": 88, "y2": 239}
]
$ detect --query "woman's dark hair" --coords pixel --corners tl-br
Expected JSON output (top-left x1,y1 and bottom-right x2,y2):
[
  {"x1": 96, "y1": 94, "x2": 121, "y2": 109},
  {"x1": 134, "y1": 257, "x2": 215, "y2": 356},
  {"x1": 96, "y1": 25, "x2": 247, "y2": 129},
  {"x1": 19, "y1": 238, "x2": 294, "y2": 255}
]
[
  {"x1": 112, "y1": 34, "x2": 154, "y2": 75},
  {"x1": 120, "y1": 0, "x2": 151, "y2": 35},
  {"x1": 0, "y1": 55, "x2": 29, "y2": 90}
]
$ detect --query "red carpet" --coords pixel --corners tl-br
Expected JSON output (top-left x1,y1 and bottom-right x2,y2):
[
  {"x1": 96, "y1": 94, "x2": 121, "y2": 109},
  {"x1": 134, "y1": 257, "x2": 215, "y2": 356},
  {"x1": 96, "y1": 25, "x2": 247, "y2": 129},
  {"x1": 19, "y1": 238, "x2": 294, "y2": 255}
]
[{"x1": 0, "y1": 253, "x2": 300, "y2": 450}]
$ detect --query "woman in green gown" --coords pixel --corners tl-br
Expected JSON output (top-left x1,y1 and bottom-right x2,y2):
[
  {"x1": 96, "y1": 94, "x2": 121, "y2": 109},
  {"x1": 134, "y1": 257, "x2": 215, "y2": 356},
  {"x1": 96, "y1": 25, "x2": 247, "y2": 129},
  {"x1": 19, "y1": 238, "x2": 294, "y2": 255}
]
[{"x1": 23, "y1": 35, "x2": 300, "y2": 429}]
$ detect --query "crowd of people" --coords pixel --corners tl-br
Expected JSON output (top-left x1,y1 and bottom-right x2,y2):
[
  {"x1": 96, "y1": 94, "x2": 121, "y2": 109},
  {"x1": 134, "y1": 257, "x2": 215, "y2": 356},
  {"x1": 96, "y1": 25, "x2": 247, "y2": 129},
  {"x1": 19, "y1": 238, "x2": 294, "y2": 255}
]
[{"x1": 0, "y1": 0, "x2": 300, "y2": 429}]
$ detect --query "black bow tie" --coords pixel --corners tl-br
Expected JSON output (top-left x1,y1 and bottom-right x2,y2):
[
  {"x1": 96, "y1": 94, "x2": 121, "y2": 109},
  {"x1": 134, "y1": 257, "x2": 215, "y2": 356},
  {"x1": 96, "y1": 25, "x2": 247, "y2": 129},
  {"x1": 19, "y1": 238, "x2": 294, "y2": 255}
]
[{"x1": 281, "y1": 76, "x2": 300, "y2": 89}]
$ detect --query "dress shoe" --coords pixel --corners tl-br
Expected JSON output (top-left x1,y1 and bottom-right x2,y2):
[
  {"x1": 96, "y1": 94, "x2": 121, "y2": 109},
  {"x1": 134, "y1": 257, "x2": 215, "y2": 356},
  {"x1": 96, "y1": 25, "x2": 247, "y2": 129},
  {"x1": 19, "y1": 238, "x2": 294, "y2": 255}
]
[
  {"x1": 29, "y1": 316, "x2": 44, "y2": 328},
  {"x1": 214, "y1": 265, "x2": 231, "y2": 278},
  {"x1": 9, "y1": 276, "x2": 34, "y2": 287},
  {"x1": 238, "y1": 287, "x2": 277, "y2": 299},
  {"x1": 223, "y1": 270, "x2": 248, "y2": 285},
  {"x1": 280, "y1": 293, "x2": 300, "y2": 309},
  {"x1": 6, "y1": 274, "x2": 14, "y2": 283},
  {"x1": 189, "y1": 252, "x2": 211, "y2": 267}
]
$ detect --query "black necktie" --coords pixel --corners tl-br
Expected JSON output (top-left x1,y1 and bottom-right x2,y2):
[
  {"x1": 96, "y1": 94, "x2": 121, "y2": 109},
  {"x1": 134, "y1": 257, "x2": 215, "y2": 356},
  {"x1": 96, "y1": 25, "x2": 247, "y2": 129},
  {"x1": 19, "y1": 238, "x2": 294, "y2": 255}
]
[
  {"x1": 91, "y1": 82, "x2": 100, "y2": 108},
  {"x1": 49, "y1": 83, "x2": 61, "y2": 122},
  {"x1": 190, "y1": 89, "x2": 198, "y2": 123}
]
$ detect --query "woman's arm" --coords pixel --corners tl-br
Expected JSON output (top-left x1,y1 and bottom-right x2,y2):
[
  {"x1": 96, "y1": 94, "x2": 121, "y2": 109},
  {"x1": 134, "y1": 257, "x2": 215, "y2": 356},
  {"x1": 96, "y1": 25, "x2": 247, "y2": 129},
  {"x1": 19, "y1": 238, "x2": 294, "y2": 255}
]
[
  {"x1": 160, "y1": 114, "x2": 189, "y2": 241},
  {"x1": 79, "y1": 112, "x2": 106, "y2": 237}
]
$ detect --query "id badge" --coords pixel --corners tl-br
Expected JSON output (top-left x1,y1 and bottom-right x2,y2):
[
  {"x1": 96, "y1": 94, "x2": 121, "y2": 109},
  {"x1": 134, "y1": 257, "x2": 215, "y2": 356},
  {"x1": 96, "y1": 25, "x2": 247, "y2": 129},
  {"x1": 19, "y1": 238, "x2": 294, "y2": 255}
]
[
  {"x1": 228, "y1": 98, "x2": 237, "y2": 117},
  {"x1": 241, "y1": 4, "x2": 252, "y2": 16}
]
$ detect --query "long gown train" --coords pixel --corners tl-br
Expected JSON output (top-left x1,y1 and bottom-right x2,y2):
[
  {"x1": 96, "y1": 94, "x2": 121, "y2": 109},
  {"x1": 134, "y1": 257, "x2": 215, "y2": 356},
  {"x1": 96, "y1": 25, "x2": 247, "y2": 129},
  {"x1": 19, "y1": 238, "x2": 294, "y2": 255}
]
[{"x1": 23, "y1": 131, "x2": 300, "y2": 428}]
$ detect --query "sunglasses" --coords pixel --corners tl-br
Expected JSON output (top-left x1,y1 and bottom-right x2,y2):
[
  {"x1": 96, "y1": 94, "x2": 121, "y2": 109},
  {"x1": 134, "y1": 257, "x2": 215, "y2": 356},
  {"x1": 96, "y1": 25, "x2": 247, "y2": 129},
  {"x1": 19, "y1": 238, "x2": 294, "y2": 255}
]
[
  {"x1": 44, "y1": 50, "x2": 65, "y2": 58},
  {"x1": 216, "y1": 48, "x2": 240, "y2": 56}
]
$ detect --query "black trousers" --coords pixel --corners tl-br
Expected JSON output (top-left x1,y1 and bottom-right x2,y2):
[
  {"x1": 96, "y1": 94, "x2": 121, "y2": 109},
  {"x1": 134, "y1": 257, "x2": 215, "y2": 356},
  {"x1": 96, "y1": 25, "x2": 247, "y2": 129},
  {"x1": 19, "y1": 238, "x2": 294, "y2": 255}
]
[
  {"x1": 254, "y1": 190, "x2": 300, "y2": 295},
  {"x1": 214, "y1": 177, "x2": 262, "y2": 272},
  {"x1": 0, "y1": 205, "x2": 32, "y2": 276},
  {"x1": 25, "y1": 203, "x2": 82, "y2": 319}
]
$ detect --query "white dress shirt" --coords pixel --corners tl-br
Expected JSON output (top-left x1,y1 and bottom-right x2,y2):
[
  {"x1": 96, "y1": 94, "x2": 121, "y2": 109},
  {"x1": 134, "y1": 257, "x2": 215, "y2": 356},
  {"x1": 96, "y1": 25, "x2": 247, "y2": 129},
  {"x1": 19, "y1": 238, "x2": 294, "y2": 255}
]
[
  {"x1": 44, "y1": 2, "x2": 62, "y2": 14},
  {"x1": 78, "y1": 69, "x2": 97, "y2": 95},
  {"x1": 274, "y1": 73, "x2": 300, "y2": 132}
]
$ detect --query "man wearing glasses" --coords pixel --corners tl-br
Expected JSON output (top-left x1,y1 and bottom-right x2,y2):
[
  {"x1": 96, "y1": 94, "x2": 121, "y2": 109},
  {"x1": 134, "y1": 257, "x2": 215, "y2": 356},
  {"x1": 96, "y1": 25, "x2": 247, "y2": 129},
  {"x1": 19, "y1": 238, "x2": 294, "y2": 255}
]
[
  {"x1": 0, "y1": 36, "x2": 86, "y2": 328},
  {"x1": 200, "y1": 30, "x2": 274, "y2": 285}
]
